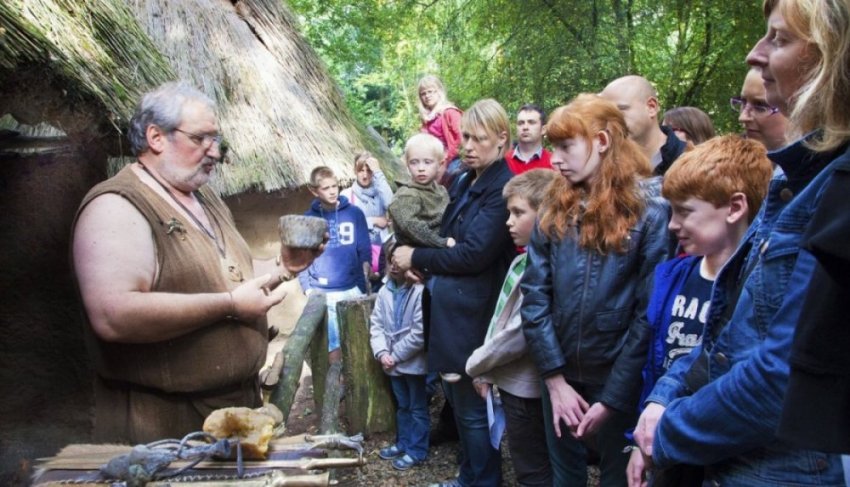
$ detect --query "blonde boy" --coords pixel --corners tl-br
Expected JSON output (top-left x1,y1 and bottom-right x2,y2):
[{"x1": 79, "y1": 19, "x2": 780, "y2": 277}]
[
  {"x1": 388, "y1": 133, "x2": 455, "y2": 248},
  {"x1": 465, "y1": 168, "x2": 559, "y2": 486}
]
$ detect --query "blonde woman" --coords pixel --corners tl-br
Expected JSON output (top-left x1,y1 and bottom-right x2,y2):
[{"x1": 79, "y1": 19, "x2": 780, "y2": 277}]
[
  {"x1": 417, "y1": 75, "x2": 463, "y2": 187},
  {"x1": 395, "y1": 99, "x2": 516, "y2": 487}
]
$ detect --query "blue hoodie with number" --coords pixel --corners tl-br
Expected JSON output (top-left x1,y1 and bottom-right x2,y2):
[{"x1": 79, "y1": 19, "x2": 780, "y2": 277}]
[{"x1": 298, "y1": 195, "x2": 371, "y2": 293}]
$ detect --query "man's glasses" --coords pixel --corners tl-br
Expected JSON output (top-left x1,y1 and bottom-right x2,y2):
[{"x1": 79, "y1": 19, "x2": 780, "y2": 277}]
[
  {"x1": 730, "y1": 97, "x2": 780, "y2": 117},
  {"x1": 173, "y1": 128, "x2": 223, "y2": 149}
]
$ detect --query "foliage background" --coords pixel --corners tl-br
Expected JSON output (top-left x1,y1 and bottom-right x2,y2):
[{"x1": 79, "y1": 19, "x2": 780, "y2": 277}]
[{"x1": 287, "y1": 0, "x2": 765, "y2": 153}]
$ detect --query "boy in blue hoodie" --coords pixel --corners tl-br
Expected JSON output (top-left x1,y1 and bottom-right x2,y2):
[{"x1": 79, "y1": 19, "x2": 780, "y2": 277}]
[
  {"x1": 299, "y1": 166, "x2": 371, "y2": 362},
  {"x1": 627, "y1": 136, "x2": 773, "y2": 486}
]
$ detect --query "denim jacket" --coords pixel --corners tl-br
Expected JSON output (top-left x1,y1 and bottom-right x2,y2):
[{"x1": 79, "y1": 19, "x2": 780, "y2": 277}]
[
  {"x1": 648, "y1": 135, "x2": 848, "y2": 485},
  {"x1": 521, "y1": 177, "x2": 672, "y2": 412}
]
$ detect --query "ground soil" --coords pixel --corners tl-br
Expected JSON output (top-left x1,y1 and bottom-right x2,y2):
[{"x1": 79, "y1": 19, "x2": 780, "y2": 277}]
[{"x1": 283, "y1": 372, "x2": 600, "y2": 486}]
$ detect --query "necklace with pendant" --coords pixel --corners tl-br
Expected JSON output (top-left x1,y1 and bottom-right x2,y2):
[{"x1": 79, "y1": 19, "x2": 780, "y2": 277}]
[{"x1": 137, "y1": 162, "x2": 244, "y2": 282}]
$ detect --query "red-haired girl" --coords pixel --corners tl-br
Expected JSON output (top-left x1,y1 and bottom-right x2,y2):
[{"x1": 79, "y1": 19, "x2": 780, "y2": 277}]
[{"x1": 521, "y1": 93, "x2": 672, "y2": 485}]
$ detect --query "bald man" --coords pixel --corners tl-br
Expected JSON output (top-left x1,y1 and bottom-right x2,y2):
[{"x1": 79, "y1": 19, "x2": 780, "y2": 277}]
[{"x1": 600, "y1": 75, "x2": 687, "y2": 175}]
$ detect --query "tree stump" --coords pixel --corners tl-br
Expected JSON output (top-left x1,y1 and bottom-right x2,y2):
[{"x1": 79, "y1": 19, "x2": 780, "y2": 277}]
[{"x1": 338, "y1": 296, "x2": 396, "y2": 435}]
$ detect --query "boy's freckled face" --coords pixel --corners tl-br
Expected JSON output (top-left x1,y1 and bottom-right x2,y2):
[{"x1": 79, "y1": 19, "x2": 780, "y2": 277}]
[
  {"x1": 506, "y1": 196, "x2": 537, "y2": 247},
  {"x1": 406, "y1": 144, "x2": 441, "y2": 185},
  {"x1": 668, "y1": 198, "x2": 730, "y2": 256},
  {"x1": 311, "y1": 177, "x2": 339, "y2": 208}
]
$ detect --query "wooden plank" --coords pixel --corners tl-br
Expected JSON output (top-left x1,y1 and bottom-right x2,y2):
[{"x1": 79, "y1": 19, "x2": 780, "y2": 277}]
[{"x1": 38, "y1": 456, "x2": 365, "y2": 471}]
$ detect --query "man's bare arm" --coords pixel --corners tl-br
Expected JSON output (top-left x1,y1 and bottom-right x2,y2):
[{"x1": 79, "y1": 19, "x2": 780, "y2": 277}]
[{"x1": 73, "y1": 194, "x2": 285, "y2": 344}]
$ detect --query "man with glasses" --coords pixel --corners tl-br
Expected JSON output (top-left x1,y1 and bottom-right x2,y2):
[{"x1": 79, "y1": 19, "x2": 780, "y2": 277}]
[{"x1": 72, "y1": 82, "x2": 303, "y2": 443}]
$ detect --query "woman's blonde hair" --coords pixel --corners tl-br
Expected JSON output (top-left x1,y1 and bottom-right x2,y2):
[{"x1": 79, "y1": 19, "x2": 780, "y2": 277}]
[
  {"x1": 764, "y1": 0, "x2": 850, "y2": 151},
  {"x1": 461, "y1": 99, "x2": 511, "y2": 161},
  {"x1": 538, "y1": 94, "x2": 651, "y2": 254},
  {"x1": 417, "y1": 75, "x2": 454, "y2": 121}
]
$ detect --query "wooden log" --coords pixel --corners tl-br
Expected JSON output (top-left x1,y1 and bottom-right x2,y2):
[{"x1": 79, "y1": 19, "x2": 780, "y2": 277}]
[
  {"x1": 318, "y1": 361, "x2": 343, "y2": 434},
  {"x1": 269, "y1": 293, "x2": 327, "y2": 424},
  {"x1": 338, "y1": 296, "x2": 396, "y2": 435},
  {"x1": 307, "y1": 300, "x2": 330, "y2": 414}
]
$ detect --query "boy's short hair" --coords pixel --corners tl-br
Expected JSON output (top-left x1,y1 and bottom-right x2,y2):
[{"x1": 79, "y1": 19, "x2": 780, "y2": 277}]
[
  {"x1": 502, "y1": 168, "x2": 559, "y2": 210},
  {"x1": 663, "y1": 135, "x2": 773, "y2": 222},
  {"x1": 518, "y1": 103, "x2": 547, "y2": 124},
  {"x1": 309, "y1": 166, "x2": 336, "y2": 188},
  {"x1": 404, "y1": 133, "x2": 445, "y2": 162}
]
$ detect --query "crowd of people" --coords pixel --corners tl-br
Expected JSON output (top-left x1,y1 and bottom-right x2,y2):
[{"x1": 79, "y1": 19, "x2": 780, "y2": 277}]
[{"x1": 70, "y1": 0, "x2": 850, "y2": 485}]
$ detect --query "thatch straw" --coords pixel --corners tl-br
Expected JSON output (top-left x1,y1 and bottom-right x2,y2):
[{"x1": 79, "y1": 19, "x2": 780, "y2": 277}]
[
  {"x1": 125, "y1": 0, "x2": 383, "y2": 194},
  {"x1": 0, "y1": 0, "x2": 174, "y2": 128},
  {"x1": 2, "y1": 0, "x2": 400, "y2": 196}
]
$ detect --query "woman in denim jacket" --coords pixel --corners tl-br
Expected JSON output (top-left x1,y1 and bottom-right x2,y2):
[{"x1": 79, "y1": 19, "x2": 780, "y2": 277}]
[
  {"x1": 520, "y1": 94, "x2": 672, "y2": 486},
  {"x1": 633, "y1": 0, "x2": 850, "y2": 485}
]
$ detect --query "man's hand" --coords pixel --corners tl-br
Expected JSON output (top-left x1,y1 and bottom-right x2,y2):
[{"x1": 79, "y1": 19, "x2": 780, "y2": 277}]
[
  {"x1": 473, "y1": 379, "x2": 490, "y2": 400},
  {"x1": 627, "y1": 447, "x2": 649, "y2": 487},
  {"x1": 576, "y1": 401, "x2": 612, "y2": 438},
  {"x1": 446, "y1": 237, "x2": 456, "y2": 248},
  {"x1": 544, "y1": 374, "x2": 589, "y2": 438},
  {"x1": 635, "y1": 402, "x2": 666, "y2": 457},
  {"x1": 229, "y1": 274, "x2": 288, "y2": 322}
]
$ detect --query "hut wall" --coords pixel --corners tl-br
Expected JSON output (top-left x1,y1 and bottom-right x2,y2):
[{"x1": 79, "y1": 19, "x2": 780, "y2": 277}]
[{"x1": 0, "y1": 147, "x2": 105, "y2": 484}]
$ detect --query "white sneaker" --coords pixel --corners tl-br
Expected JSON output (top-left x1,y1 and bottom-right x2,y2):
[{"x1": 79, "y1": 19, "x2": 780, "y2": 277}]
[{"x1": 440, "y1": 372, "x2": 462, "y2": 383}]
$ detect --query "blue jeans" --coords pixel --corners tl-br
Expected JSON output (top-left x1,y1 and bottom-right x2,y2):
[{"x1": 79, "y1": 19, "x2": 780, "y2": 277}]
[
  {"x1": 390, "y1": 374, "x2": 430, "y2": 461},
  {"x1": 443, "y1": 377, "x2": 502, "y2": 486},
  {"x1": 541, "y1": 381, "x2": 634, "y2": 486},
  {"x1": 323, "y1": 286, "x2": 363, "y2": 351}
]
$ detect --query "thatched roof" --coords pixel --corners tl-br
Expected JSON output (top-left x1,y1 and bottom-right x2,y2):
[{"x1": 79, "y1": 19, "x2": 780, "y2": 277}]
[{"x1": 0, "y1": 0, "x2": 395, "y2": 195}]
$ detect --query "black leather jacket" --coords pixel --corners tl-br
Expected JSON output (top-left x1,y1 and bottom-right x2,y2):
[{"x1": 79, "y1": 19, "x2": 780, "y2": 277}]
[{"x1": 520, "y1": 177, "x2": 673, "y2": 412}]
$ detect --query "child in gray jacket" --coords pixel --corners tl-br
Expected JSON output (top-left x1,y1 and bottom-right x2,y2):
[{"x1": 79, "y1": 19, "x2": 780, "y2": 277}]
[{"x1": 369, "y1": 240, "x2": 429, "y2": 471}]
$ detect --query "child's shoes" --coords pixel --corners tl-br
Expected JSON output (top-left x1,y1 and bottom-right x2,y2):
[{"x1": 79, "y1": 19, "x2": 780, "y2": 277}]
[
  {"x1": 378, "y1": 444, "x2": 404, "y2": 460},
  {"x1": 392, "y1": 454, "x2": 421, "y2": 471}
]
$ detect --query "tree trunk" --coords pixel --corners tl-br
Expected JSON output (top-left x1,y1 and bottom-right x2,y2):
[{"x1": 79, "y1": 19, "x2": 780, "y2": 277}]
[
  {"x1": 338, "y1": 296, "x2": 396, "y2": 435},
  {"x1": 269, "y1": 293, "x2": 327, "y2": 423}
]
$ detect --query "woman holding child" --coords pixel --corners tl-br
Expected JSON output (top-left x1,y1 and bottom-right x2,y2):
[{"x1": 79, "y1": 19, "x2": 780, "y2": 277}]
[
  {"x1": 520, "y1": 94, "x2": 672, "y2": 486},
  {"x1": 394, "y1": 99, "x2": 516, "y2": 487}
]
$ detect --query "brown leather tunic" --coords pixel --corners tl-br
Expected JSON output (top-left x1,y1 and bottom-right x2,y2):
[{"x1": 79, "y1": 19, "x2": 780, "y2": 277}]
[{"x1": 73, "y1": 166, "x2": 267, "y2": 443}]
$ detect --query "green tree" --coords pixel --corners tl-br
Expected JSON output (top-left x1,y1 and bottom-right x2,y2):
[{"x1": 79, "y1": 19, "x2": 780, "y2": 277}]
[{"x1": 287, "y1": 0, "x2": 765, "y2": 151}]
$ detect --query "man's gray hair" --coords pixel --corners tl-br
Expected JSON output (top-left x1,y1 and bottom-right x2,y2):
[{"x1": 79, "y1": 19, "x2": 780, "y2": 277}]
[{"x1": 127, "y1": 81, "x2": 216, "y2": 156}]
